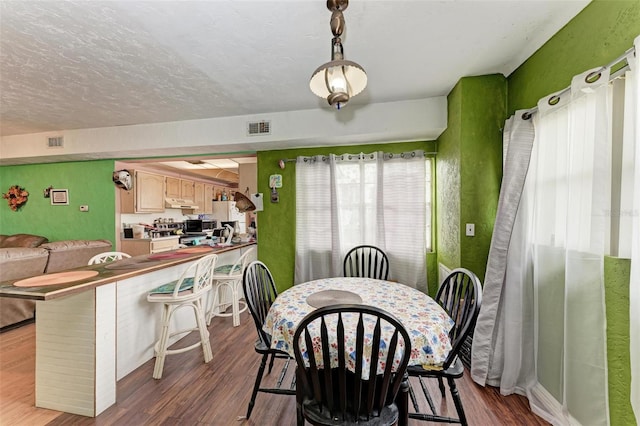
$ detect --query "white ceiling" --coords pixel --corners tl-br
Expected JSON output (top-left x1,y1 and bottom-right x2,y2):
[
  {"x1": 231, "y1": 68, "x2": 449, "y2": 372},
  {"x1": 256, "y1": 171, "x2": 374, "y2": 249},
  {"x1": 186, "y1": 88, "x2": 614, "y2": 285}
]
[{"x1": 0, "y1": 0, "x2": 590, "y2": 139}]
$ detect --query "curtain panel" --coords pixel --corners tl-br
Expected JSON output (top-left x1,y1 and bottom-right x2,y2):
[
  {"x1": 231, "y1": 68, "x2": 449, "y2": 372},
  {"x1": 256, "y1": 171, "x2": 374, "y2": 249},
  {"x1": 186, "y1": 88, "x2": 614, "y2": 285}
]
[
  {"x1": 295, "y1": 151, "x2": 428, "y2": 290},
  {"x1": 473, "y1": 63, "x2": 618, "y2": 425}
]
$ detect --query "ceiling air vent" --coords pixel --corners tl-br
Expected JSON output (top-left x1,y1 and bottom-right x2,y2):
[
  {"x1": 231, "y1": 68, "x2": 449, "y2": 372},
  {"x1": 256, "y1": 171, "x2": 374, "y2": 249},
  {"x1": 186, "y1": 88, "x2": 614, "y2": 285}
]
[
  {"x1": 247, "y1": 120, "x2": 271, "y2": 136},
  {"x1": 47, "y1": 136, "x2": 64, "y2": 148}
]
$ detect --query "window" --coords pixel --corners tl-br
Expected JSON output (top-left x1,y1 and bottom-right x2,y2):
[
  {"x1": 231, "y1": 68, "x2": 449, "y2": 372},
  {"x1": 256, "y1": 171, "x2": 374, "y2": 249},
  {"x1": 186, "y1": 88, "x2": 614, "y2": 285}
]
[{"x1": 295, "y1": 151, "x2": 432, "y2": 289}]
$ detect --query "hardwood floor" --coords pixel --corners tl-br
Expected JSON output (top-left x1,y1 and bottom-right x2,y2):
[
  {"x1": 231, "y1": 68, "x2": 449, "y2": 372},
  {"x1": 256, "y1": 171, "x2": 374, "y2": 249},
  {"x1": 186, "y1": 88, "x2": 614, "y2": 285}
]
[{"x1": 0, "y1": 313, "x2": 549, "y2": 426}]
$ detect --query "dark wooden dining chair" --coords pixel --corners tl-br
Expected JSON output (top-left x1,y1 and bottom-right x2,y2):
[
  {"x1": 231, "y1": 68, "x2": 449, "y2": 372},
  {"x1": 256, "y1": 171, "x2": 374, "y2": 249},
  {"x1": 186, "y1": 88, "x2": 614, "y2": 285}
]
[
  {"x1": 343, "y1": 245, "x2": 390, "y2": 280},
  {"x1": 293, "y1": 304, "x2": 411, "y2": 426},
  {"x1": 242, "y1": 260, "x2": 296, "y2": 419},
  {"x1": 407, "y1": 267, "x2": 483, "y2": 426}
]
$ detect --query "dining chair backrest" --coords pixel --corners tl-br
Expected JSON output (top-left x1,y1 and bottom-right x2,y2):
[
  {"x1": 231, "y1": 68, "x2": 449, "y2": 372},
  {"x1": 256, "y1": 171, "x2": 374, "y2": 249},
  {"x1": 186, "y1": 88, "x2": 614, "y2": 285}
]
[
  {"x1": 436, "y1": 268, "x2": 483, "y2": 370},
  {"x1": 293, "y1": 303, "x2": 411, "y2": 424},
  {"x1": 87, "y1": 251, "x2": 131, "y2": 265},
  {"x1": 343, "y1": 245, "x2": 390, "y2": 280},
  {"x1": 243, "y1": 260, "x2": 279, "y2": 346}
]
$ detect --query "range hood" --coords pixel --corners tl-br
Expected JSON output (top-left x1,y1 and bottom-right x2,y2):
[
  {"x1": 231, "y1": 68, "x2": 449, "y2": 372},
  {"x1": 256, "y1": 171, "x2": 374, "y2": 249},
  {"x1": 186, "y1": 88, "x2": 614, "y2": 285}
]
[{"x1": 165, "y1": 197, "x2": 199, "y2": 210}]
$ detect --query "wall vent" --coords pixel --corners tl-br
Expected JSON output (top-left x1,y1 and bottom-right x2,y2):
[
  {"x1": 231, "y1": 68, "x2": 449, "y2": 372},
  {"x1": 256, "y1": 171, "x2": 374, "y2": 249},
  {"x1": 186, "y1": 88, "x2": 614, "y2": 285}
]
[
  {"x1": 247, "y1": 120, "x2": 271, "y2": 136},
  {"x1": 47, "y1": 136, "x2": 64, "y2": 148}
]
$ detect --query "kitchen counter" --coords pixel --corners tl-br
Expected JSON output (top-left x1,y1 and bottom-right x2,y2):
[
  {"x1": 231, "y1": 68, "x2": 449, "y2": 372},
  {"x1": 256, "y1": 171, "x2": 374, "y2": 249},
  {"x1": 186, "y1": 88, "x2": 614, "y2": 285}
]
[
  {"x1": 0, "y1": 242, "x2": 257, "y2": 417},
  {"x1": 0, "y1": 242, "x2": 255, "y2": 301}
]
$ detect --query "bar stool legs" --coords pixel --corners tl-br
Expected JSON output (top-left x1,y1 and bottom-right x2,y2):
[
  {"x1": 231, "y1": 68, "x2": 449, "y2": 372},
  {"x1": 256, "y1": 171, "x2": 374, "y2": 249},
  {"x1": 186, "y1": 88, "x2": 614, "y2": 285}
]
[
  {"x1": 207, "y1": 278, "x2": 248, "y2": 327},
  {"x1": 152, "y1": 298, "x2": 213, "y2": 379}
]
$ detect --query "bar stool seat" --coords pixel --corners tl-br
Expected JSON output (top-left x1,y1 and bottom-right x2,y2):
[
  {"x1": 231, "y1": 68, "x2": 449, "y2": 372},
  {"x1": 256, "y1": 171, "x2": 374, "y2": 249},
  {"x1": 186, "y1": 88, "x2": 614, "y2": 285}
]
[
  {"x1": 206, "y1": 247, "x2": 256, "y2": 327},
  {"x1": 147, "y1": 253, "x2": 218, "y2": 379}
]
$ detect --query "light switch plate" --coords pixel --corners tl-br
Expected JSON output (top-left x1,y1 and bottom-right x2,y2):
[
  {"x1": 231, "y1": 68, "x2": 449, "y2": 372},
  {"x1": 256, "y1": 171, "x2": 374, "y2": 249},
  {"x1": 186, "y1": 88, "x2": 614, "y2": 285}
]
[
  {"x1": 465, "y1": 223, "x2": 475, "y2": 237},
  {"x1": 80, "y1": 205, "x2": 89, "y2": 212}
]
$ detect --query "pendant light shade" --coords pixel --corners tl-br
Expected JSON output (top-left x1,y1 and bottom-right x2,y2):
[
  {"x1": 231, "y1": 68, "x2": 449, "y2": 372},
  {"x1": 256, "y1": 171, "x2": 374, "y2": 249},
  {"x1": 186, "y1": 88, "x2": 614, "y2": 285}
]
[{"x1": 309, "y1": 0, "x2": 366, "y2": 110}]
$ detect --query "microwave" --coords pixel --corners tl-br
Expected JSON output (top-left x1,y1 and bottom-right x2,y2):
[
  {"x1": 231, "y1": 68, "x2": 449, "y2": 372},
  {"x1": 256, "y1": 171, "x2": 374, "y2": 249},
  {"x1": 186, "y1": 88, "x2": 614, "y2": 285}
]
[{"x1": 185, "y1": 219, "x2": 216, "y2": 233}]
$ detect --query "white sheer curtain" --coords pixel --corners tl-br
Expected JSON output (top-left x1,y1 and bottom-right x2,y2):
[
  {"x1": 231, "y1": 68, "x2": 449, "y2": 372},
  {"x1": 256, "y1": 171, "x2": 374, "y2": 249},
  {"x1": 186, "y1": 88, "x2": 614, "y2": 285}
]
[
  {"x1": 533, "y1": 67, "x2": 611, "y2": 425},
  {"x1": 295, "y1": 151, "x2": 427, "y2": 289},
  {"x1": 473, "y1": 64, "x2": 617, "y2": 425},
  {"x1": 627, "y1": 35, "x2": 640, "y2": 421}
]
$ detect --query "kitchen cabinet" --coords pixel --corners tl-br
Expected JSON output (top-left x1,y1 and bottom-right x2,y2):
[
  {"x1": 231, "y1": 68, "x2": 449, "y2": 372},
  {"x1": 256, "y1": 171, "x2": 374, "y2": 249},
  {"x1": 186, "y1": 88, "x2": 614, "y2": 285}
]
[
  {"x1": 120, "y1": 170, "x2": 166, "y2": 213},
  {"x1": 194, "y1": 182, "x2": 205, "y2": 213},
  {"x1": 120, "y1": 236, "x2": 180, "y2": 256},
  {"x1": 165, "y1": 177, "x2": 181, "y2": 198},
  {"x1": 203, "y1": 184, "x2": 214, "y2": 214},
  {"x1": 194, "y1": 183, "x2": 215, "y2": 214},
  {"x1": 180, "y1": 179, "x2": 195, "y2": 200},
  {"x1": 212, "y1": 201, "x2": 246, "y2": 232}
]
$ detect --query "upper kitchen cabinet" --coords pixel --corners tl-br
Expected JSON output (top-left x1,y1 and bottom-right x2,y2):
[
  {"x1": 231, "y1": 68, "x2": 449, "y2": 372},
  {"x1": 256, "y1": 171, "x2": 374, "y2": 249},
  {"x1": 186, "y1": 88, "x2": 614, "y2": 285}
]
[
  {"x1": 194, "y1": 183, "x2": 214, "y2": 214},
  {"x1": 203, "y1": 184, "x2": 214, "y2": 214},
  {"x1": 180, "y1": 179, "x2": 195, "y2": 200},
  {"x1": 166, "y1": 176, "x2": 197, "y2": 201},
  {"x1": 121, "y1": 170, "x2": 166, "y2": 213},
  {"x1": 165, "y1": 176, "x2": 181, "y2": 199}
]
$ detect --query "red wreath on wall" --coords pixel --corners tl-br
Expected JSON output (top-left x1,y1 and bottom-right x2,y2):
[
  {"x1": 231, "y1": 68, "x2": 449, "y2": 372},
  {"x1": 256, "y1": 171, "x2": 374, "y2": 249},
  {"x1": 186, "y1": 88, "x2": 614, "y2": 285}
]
[{"x1": 2, "y1": 185, "x2": 29, "y2": 211}]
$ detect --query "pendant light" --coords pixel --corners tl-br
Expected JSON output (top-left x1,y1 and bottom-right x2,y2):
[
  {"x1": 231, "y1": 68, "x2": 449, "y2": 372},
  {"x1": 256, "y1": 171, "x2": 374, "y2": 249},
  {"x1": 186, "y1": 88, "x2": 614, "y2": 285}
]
[{"x1": 309, "y1": 0, "x2": 367, "y2": 110}]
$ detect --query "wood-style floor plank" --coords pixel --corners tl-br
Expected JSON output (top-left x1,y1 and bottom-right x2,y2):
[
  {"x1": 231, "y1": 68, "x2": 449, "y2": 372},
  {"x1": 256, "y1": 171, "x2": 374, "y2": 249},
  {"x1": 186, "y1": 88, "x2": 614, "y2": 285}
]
[{"x1": 0, "y1": 312, "x2": 549, "y2": 425}]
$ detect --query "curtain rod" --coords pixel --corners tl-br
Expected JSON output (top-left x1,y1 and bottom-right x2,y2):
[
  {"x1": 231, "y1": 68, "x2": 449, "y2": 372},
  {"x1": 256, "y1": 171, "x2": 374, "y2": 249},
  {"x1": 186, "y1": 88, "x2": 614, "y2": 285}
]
[
  {"x1": 278, "y1": 150, "x2": 438, "y2": 166},
  {"x1": 521, "y1": 45, "x2": 635, "y2": 120}
]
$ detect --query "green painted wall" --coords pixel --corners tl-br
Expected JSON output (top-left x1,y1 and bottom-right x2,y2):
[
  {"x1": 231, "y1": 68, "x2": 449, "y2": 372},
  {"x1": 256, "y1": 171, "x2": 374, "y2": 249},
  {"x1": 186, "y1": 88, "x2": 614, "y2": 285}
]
[
  {"x1": 508, "y1": 0, "x2": 640, "y2": 114},
  {"x1": 459, "y1": 75, "x2": 507, "y2": 280},
  {"x1": 604, "y1": 257, "x2": 633, "y2": 426},
  {"x1": 256, "y1": 140, "x2": 437, "y2": 295},
  {"x1": 436, "y1": 81, "x2": 462, "y2": 273},
  {"x1": 0, "y1": 161, "x2": 117, "y2": 245},
  {"x1": 506, "y1": 1, "x2": 639, "y2": 423},
  {"x1": 436, "y1": 75, "x2": 507, "y2": 281}
]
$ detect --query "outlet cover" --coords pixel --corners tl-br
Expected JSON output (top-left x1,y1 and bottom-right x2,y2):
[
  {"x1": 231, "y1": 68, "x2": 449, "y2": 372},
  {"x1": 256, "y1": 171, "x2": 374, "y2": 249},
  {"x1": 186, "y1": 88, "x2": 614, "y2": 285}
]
[{"x1": 465, "y1": 223, "x2": 475, "y2": 237}]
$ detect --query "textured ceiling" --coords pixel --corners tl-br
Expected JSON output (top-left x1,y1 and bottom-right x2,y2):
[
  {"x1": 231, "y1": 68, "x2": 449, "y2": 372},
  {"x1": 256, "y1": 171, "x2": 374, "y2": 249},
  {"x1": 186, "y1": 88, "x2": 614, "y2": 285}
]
[{"x1": 0, "y1": 0, "x2": 589, "y2": 138}]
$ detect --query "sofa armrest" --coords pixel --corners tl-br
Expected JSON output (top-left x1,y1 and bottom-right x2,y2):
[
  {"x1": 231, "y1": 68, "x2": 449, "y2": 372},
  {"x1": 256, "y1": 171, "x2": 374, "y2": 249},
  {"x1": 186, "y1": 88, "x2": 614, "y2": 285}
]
[
  {"x1": 41, "y1": 239, "x2": 113, "y2": 273},
  {"x1": 0, "y1": 247, "x2": 49, "y2": 281},
  {"x1": 0, "y1": 234, "x2": 49, "y2": 248}
]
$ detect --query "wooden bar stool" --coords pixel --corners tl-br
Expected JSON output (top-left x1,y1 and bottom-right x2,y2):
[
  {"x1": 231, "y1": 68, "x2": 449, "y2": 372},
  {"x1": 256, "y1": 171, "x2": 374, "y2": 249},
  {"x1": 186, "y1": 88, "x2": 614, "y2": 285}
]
[
  {"x1": 206, "y1": 247, "x2": 256, "y2": 327},
  {"x1": 147, "y1": 253, "x2": 218, "y2": 379}
]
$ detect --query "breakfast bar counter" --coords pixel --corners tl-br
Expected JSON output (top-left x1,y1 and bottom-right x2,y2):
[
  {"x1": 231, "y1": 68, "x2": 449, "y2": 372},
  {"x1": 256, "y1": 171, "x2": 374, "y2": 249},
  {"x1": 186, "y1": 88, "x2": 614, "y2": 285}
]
[
  {"x1": 0, "y1": 242, "x2": 256, "y2": 417},
  {"x1": 0, "y1": 242, "x2": 256, "y2": 301}
]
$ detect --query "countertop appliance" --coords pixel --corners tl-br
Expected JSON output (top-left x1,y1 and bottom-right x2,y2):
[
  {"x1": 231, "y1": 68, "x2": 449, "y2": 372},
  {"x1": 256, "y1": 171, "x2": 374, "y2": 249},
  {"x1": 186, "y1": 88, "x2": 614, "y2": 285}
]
[
  {"x1": 185, "y1": 219, "x2": 216, "y2": 234},
  {"x1": 149, "y1": 221, "x2": 183, "y2": 238}
]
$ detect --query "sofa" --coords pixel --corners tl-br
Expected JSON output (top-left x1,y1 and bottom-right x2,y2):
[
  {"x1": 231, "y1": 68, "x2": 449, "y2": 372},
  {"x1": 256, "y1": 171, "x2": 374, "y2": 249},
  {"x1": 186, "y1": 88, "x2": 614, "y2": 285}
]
[{"x1": 0, "y1": 234, "x2": 113, "y2": 329}]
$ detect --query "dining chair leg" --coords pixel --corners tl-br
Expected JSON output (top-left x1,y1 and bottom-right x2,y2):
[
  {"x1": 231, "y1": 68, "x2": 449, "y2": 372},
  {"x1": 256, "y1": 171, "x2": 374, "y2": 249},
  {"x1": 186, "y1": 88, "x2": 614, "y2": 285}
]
[
  {"x1": 398, "y1": 374, "x2": 410, "y2": 426},
  {"x1": 246, "y1": 352, "x2": 269, "y2": 419},
  {"x1": 438, "y1": 376, "x2": 446, "y2": 396},
  {"x1": 267, "y1": 352, "x2": 276, "y2": 374},
  {"x1": 296, "y1": 368, "x2": 304, "y2": 426},
  {"x1": 418, "y1": 376, "x2": 437, "y2": 414},
  {"x1": 448, "y1": 377, "x2": 468, "y2": 426}
]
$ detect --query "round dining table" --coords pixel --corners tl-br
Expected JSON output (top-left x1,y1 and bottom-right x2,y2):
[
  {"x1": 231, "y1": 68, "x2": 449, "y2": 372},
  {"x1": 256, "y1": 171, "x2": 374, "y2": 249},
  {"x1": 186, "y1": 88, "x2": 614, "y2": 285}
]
[{"x1": 264, "y1": 277, "x2": 454, "y2": 370}]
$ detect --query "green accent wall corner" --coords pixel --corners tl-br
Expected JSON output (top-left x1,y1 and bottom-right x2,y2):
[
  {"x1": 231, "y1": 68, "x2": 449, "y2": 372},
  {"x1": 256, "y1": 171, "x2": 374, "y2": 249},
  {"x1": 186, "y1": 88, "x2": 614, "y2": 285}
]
[
  {"x1": 604, "y1": 256, "x2": 633, "y2": 426},
  {"x1": 436, "y1": 74, "x2": 507, "y2": 281},
  {"x1": 0, "y1": 160, "x2": 117, "y2": 245}
]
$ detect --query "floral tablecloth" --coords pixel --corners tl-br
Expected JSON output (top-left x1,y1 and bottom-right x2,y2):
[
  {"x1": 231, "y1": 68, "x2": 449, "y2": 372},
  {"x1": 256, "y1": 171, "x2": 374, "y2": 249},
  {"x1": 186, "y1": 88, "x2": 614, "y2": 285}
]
[{"x1": 264, "y1": 277, "x2": 454, "y2": 373}]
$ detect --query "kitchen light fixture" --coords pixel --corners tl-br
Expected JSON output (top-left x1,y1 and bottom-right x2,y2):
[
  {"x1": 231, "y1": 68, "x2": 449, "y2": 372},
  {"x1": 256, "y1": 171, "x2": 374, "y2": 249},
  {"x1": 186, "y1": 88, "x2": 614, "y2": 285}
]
[{"x1": 309, "y1": 0, "x2": 366, "y2": 110}]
